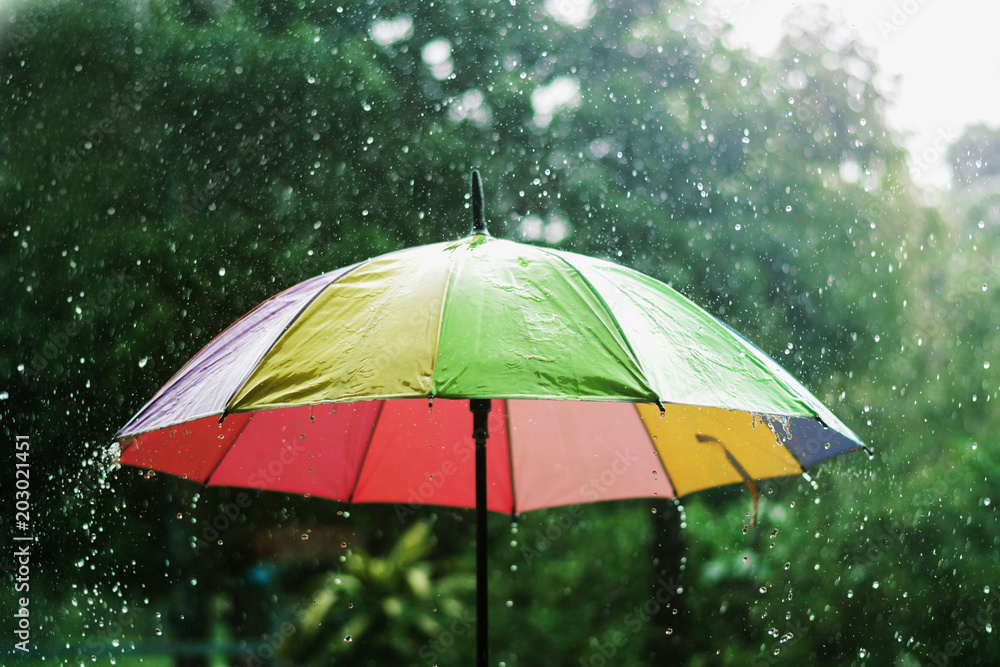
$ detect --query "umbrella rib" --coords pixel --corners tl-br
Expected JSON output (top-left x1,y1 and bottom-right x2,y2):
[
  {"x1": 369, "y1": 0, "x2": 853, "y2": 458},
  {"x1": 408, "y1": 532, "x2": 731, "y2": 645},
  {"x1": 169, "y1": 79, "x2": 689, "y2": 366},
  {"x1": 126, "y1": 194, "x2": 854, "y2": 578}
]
[
  {"x1": 531, "y1": 246, "x2": 656, "y2": 401},
  {"x1": 427, "y1": 236, "x2": 462, "y2": 398},
  {"x1": 219, "y1": 262, "x2": 369, "y2": 419},
  {"x1": 202, "y1": 411, "x2": 256, "y2": 487},
  {"x1": 347, "y1": 400, "x2": 386, "y2": 504}
]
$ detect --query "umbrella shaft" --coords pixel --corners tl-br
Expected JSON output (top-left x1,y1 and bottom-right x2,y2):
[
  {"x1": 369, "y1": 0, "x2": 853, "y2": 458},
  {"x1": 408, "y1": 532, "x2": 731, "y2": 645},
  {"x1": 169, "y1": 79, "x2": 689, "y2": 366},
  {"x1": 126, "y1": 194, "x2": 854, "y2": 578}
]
[{"x1": 470, "y1": 398, "x2": 492, "y2": 667}]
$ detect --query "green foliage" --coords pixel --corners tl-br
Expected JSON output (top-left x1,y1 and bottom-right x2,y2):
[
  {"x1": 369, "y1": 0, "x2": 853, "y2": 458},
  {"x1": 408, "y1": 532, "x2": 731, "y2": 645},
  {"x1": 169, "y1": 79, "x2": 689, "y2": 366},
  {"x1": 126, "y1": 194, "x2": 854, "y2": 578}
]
[{"x1": 281, "y1": 520, "x2": 476, "y2": 666}]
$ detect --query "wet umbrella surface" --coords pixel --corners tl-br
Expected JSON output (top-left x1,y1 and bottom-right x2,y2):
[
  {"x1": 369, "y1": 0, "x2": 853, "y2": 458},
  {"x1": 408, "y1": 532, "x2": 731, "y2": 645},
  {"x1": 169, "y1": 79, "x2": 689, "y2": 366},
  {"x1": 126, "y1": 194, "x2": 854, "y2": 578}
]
[{"x1": 116, "y1": 174, "x2": 868, "y2": 665}]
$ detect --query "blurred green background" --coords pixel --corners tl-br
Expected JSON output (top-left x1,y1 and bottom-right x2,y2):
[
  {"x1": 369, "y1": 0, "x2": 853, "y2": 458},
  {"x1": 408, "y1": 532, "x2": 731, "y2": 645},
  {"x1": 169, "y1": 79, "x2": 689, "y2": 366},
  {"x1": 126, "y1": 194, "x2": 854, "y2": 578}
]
[{"x1": 2, "y1": 0, "x2": 998, "y2": 664}]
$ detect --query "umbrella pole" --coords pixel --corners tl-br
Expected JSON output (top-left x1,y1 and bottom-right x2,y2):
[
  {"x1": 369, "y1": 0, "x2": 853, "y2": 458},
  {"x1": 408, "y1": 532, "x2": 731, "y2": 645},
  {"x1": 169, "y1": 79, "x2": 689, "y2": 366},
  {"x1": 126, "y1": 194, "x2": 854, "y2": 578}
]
[{"x1": 470, "y1": 398, "x2": 492, "y2": 667}]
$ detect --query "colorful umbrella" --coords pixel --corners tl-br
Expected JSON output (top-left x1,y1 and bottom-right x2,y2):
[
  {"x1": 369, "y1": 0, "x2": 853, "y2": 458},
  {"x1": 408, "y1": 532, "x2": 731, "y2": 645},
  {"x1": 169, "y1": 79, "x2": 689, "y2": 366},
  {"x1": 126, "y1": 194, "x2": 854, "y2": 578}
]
[{"x1": 116, "y1": 172, "x2": 867, "y2": 665}]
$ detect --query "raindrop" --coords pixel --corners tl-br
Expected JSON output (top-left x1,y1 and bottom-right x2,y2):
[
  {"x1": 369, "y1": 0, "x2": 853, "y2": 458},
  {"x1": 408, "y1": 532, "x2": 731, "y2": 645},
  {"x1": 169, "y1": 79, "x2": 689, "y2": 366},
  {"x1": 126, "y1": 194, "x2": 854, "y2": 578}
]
[
  {"x1": 770, "y1": 529, "x2": 779, "y2": 539},
  {"x1": 344, "y1": 635, "x2": 352, "y2": 643},
  {"x1": 218, "y1": 267, "x2": 226, "y2": 277},
  {"x1": 506, "y1": 600, "x2": 513, "y2": 607},
  {"x1": 985, "y1": 362, "x2": 991, "y2": 369},
  {"x1": 138, "y1": 358, "x2": 148, "y2": 368},
  {"x1": 302, "y1": 534, "x2": 309, "y2": 541},
  {"x1": 759, "y1": 587, "x2": 767, "y2": 594},
  {"x1": 784, "y1": 562, "x2": 791, "y2": 570}
]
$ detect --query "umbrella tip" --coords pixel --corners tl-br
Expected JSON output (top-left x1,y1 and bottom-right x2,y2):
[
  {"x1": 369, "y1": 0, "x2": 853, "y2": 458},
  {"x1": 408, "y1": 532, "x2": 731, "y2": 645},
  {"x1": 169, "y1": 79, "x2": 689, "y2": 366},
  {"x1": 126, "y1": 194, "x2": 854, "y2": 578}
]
[{"x1": 471, "y1": 170, "x2": 488, "y2": 235}]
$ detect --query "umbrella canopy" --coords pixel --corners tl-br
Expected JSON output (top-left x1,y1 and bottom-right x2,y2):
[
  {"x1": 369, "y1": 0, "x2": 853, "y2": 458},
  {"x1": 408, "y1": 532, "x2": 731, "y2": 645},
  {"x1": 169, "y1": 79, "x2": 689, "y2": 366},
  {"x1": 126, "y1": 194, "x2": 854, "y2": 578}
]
[
  {"x1": 115, "y1": 173, "x2": 867, "y2": 666},
  {"x1": 116, "y1": 230, "x2": 864, "y2": 512}
]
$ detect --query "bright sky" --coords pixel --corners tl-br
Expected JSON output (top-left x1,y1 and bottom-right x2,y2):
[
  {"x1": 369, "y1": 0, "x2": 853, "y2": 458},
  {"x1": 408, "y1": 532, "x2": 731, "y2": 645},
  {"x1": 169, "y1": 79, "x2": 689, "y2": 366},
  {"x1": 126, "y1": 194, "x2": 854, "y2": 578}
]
[{"x1": 701, "y1": 0, "x2": 1000, "y2": 189}]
